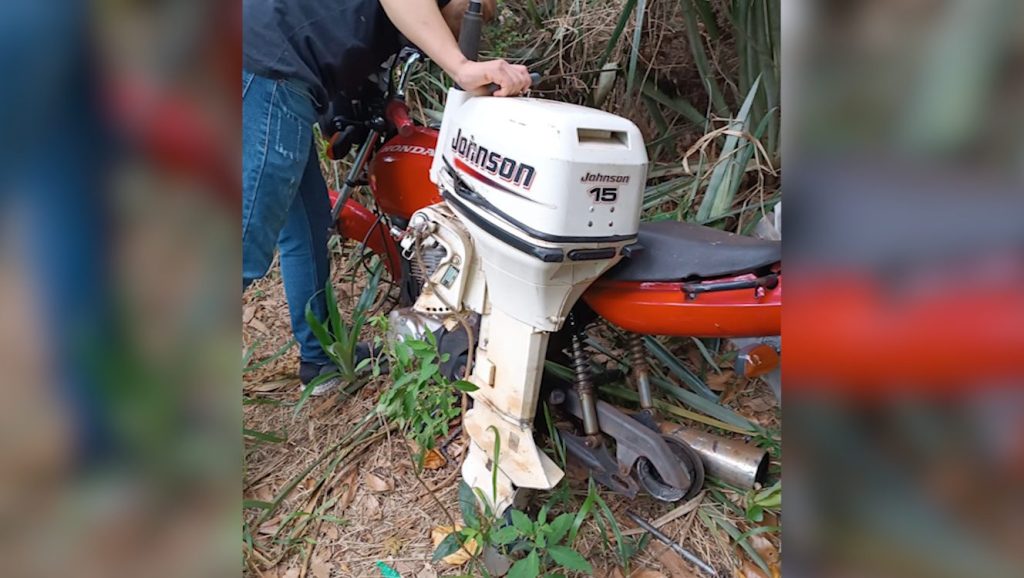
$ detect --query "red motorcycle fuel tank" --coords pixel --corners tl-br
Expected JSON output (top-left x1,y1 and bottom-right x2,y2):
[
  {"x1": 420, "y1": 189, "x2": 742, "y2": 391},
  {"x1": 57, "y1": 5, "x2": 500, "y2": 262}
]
[{"x1": 369, "y1": 127, "x2": 442, "y2": 222}]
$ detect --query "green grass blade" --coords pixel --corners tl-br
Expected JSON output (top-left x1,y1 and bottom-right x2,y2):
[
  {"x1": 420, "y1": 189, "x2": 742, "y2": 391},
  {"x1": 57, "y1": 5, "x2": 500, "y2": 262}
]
[
  {"x1": 690, "y1": 337, "x2": 722, "y2": 373},
  {"x1": 243, "y1": 428, "x2": 286, "y2": 444},
  {"x1": 696, "y1": 75, "x2": 762, "y2": 222},
  {"x1": 243, "y1": 338, "x2": 297, "y2": 374},
  {"x1": 641, "y1": 81, "x2": 707, "y2": 127},
  {"x1": 679, "y1": 0, "x2": 729, "y2": 117},
  {"x1": 691, "y1": 0, "x2": 721, "y2": 41},
  {"x1": 626, "y1": 0, "x2": 648, "y2": 99},
  {"x1": 643, "y1": 95, "x2": 671, "y2": 160},
  {"x1": 643, "y1": 336, "x2": 718, "y2": 400},
  {"x1": 710, "y1": 512, "x2": 772, "y2": 575},
  {"x1": 598, "y1": 385, "x2": 752, "y2": 434},
  {"x1": 324, "y1": 280, "x2": 343, "y2": 343},
  {"x1": 596, "y1": 0, "x2": 639, "y2": 73},
  {"x1": 293, "y1": 372, "x2": 329, "y2": 417},
  {"x1": 652, "y1": 375, "x2": 755, "y2": 431}
]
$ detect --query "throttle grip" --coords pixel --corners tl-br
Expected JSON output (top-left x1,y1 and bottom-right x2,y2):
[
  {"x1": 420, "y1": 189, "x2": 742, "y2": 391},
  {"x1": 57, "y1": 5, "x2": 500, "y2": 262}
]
[{"x1": 385, "y1": 100, "x2": 415, "y2": 137}]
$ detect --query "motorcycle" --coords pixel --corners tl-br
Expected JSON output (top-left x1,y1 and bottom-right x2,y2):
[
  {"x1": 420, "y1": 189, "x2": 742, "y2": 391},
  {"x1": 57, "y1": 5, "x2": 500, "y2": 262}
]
[{"x1": 321, "y1": 3, "x2": 781, "y2": 512}]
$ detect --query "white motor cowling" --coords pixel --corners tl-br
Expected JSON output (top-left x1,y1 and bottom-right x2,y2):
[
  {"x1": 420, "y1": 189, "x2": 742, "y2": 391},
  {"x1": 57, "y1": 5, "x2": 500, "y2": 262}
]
[{"x1": 430, "y1": 93, "x2": 648, "y2": 331}]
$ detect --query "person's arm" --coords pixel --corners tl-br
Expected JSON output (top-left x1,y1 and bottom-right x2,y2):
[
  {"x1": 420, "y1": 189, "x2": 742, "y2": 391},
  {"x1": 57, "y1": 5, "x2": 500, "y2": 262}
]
[{"x1": 378, "y1": 0, "x2": 531, "y2": 96}]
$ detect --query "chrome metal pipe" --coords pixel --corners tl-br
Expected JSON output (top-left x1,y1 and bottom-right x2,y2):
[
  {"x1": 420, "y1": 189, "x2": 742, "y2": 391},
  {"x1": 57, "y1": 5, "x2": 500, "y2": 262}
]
[
  {"x1": 330, "y1": 130, "x2": 378, "y2": 221},
  {"x1": 660, "y1": 423, "x2": 770, "y2": 491}
]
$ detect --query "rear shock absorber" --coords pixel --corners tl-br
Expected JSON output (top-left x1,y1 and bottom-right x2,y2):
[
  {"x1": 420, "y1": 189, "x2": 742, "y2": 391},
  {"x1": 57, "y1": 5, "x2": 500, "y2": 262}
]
[
  {"x1": 569, "y1": 317, "x2": 600, "y2": 437},
  {"x1": 628, "y1": 334, "x2": 654, "y2": 414}
]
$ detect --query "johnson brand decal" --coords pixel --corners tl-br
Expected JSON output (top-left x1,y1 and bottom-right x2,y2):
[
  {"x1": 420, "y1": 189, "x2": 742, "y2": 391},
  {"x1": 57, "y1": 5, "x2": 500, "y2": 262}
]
[
  {"x1": 451, "y1": 129, "x2": 536, "y2": 189},
  {"x1": 580, "y1": 172, "x2": 630, "y2": 184}
]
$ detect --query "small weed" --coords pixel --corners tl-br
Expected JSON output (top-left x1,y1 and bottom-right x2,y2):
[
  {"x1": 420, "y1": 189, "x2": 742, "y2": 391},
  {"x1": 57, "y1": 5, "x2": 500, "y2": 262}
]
[
  {"x1": 377, "y1": 331, "x2": 478, "y2": 470},
  {"x1": 299, "y1": 260, "x2": 383, "y2": 414},
  {"x1": 433, "y1": 480, "x2": 596, "y2": 578},
  {"x1": 744, "y1": 479, "x2": 780, "y2": 523}
]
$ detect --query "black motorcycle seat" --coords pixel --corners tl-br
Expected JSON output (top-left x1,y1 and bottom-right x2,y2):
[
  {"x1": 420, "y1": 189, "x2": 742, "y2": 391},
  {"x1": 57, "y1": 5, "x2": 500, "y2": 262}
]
[{"x1": 604, "y1": 221, "x2": 781, "y2": 282}]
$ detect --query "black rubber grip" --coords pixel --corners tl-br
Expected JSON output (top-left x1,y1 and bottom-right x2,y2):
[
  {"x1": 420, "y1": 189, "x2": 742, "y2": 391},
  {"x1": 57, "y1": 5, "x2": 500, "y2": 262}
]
[{"x1": 485, "y1": 72, "x2": 541, "y2": 95}]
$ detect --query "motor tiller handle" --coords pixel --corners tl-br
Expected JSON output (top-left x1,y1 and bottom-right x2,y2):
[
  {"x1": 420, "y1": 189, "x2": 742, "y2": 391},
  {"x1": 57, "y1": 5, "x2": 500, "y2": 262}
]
[
  {"x1": 484, "y1": 72, "x2": 541, "y2": 96},
  {"x1": 385, "y1": 99, "x2": 415, "y2": 137}
]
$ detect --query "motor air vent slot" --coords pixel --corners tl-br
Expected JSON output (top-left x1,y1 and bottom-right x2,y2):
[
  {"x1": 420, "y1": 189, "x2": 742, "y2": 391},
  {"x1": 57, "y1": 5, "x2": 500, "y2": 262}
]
[{"x1": 577, "y1": 128, "x2": 629, "y2": 147}]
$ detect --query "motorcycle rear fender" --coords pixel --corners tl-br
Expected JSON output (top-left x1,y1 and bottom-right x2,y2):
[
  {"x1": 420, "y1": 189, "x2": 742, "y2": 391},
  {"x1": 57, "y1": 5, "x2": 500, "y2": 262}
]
[{"x1": 583, "y1": 272, "x2": 782, "y2": 337}]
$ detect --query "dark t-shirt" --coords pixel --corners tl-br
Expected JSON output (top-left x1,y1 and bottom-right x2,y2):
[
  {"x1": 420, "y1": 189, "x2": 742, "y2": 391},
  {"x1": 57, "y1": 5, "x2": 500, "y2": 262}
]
[{"x1": 243, "y1": 0, "x2": 410, "y2": 111}]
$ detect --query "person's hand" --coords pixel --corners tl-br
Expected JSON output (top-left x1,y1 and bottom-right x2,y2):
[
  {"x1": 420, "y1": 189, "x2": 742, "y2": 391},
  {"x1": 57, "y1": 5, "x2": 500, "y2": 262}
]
[{"x1": 453, "y1": 59, "x2": 532, "y2": 96}]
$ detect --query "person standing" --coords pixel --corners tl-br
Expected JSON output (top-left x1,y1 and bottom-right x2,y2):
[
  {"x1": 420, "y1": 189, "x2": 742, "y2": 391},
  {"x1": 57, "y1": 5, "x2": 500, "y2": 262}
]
[{"x1": 242, "y1": 0, "x2": 529, "y2": 395}]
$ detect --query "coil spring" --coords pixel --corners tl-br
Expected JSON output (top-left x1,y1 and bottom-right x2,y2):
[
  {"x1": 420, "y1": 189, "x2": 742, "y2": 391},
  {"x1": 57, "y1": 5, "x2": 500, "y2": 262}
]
[
  {"x1": 571, "y1": 333, "x2": 593, "y2": 395},
  {"x1": 628, "y1": 334, "x2": 649, "y2": 373}
]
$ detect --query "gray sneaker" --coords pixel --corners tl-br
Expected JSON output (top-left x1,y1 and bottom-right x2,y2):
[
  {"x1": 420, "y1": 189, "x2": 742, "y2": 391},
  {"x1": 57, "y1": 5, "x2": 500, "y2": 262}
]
[
  {"x1": 298, "y1": 361, "x2": 343, "y2": 397},
  {"x1": 298, "y1": 343, "x2": 378, "y2": 397}
]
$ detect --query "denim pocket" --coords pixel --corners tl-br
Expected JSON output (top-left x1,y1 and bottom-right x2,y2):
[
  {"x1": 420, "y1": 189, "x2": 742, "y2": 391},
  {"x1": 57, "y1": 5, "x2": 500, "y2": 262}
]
[{"x1": 271, "y1": 85, "x2": 305, "y2": 162}]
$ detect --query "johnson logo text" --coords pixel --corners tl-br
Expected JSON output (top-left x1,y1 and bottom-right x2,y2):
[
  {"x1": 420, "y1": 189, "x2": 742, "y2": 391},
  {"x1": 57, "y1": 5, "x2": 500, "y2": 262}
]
[{"x1": 451, "y1": 129, "x2": 536, "y2": 189}]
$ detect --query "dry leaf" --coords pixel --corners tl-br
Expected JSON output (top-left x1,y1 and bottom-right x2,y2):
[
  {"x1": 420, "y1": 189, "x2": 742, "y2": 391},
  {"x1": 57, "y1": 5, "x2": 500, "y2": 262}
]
[
  {"x1": 743, "y1": 396, "x2": 776, "y2": 413},
  {"x1": 415, "y1": 563, "x2": 438, "y2": 578},
  {"x1": 748, "y1": 534, "x2": 780, "y2": 578},
  {"x1": 258, "y1": 518, "x2": 282, "y2": 536},
  {"x1": 651, "y1": 544, "x2": 699, "y2": 578},
  {"x1": 310, "y1": 555, "x2": 332, "y2": 578},
  {"x1": 281, "y1": 566, "x2": 300, "y2": 578},
  {"x1": 357, "y1": 494, "x2": 382, "y2": 520},
  {"x1": 430, "y1": 525, "x2": 479, "y2": 566},
  {"x1": 382, "y1": 536, "x2": 403, "y2": 557},
  {"x1": 250, "y1": 318, "x2": 269, "y2": 334},
  {"x1": 687, "y1": 349, "x2": 704, "y2": 370},
  {"x1": 630, "y1": 569, "x2": 668, "y2": 578},
  {"x1": 336, "y1": 471, "x2": 359, "y2": 511},
  {"x1": 595, "y1": 567, "x2": 625, "y2": 578},
  {"x1": 749, "y1": 535, "x2": 778, "y2": 564},
  {"x1": 734, "y1": 560, "x2": 769, "y2": 578},
  {"x1": 322, "y1": 523, "x2": 339, "y2": 541},
  {"x1": 248, "y1": 378, "x2": 294, "y2": 393},
  {"x1": 243, "y1": 306, "x2": 256, "y2": 323},
  {"x1": 393, "y1": 561, "x2": 418, "y2": 576},
  {"x1": 364, "y1": 472, "x2": 393, "y2": 493},
  {"x1": 422, "y1": 448, "x2": 446, "y2": 470},
  {"x1": 251, "y1": 485, "x2": 274, "y2": 504},
  {"x1": 259, "y1": 565, "x2": 283, "y2": 578},
  {"x1": 706, "y1": 370, "x2": 736, "y2": 392}
]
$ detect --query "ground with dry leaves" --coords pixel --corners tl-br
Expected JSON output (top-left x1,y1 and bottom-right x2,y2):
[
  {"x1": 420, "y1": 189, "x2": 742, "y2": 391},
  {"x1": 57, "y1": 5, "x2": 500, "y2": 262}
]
[{"x1": 244, "y1": 241, "x2": 781, "y2": 578}]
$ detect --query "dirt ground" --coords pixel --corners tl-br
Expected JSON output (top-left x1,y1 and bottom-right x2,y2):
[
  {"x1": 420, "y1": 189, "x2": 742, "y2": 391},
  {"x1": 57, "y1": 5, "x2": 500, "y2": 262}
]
[{"x1": 243, "y1": 242, "x2": 781, "y2": 578}]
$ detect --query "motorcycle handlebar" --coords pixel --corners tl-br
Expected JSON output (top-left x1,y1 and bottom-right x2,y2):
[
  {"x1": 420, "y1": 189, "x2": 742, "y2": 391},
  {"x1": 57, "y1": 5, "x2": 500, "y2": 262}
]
[
  {"x1": 458, "y1": 0, "x2": 484, "y2": 62},
  {"x1": 385, "y1": 99, "x2": 414, "y2": 137}
]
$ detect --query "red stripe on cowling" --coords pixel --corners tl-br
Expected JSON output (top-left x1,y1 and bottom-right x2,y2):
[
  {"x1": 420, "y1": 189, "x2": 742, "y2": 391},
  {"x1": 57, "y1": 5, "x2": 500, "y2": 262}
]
[{"x1": 453, "y1": 157, "x2": 519, "y2": 196}]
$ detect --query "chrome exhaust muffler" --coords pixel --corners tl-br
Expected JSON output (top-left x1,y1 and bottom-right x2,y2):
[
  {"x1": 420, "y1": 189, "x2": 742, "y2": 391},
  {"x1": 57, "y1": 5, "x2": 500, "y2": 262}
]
[{"x1": 659, "y1": 422, "x2": 771, "y2": 491}]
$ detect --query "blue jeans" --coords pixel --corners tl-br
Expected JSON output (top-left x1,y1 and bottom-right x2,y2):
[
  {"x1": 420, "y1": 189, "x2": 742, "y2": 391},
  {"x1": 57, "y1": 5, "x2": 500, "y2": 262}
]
[{"x1": 242, "y1": 70, "x2": 331, "y2": 365}]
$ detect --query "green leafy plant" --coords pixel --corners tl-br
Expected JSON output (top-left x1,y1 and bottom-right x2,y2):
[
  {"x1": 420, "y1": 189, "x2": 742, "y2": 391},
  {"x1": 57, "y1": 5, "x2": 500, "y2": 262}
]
[
  {"x1": 377, "y1": 331, "x2": 478, "y2": 469},
  {"x1": 433, "y1": 481, "x2": 594, "y2": 578},
  {"x1": 298, "y1": 260, "x2": 384, "y2": 414},
  {"x1": 505, "y1": 504, "x2": 594, "y2": 577},
  {"x1": 745, "y1": 479, "x2": 780, "y2": 523}
]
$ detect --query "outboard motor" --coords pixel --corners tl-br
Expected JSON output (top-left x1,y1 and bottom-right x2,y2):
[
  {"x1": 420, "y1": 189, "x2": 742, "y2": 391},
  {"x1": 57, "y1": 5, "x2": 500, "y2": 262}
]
[{"x1": 397, "y1": 82, "x2": 648, "y2": 510}]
